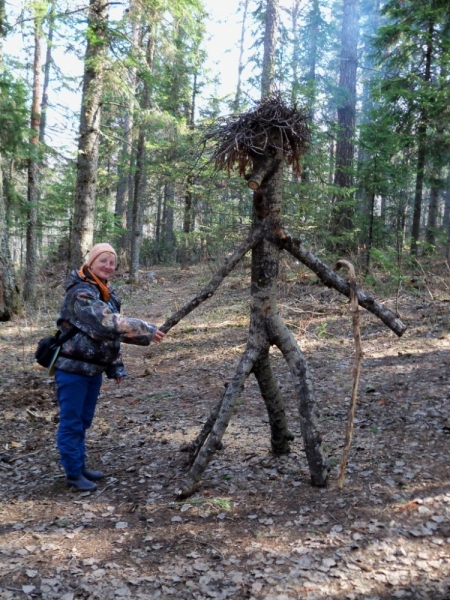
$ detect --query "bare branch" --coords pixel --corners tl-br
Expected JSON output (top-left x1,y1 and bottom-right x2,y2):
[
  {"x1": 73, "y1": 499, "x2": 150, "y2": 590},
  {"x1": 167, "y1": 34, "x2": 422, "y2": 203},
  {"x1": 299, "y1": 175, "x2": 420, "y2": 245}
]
[
  {"x1": 202, "y1": 94, "x2": 310, "y2": 179},
  {"x1": 335, "y1": 261, "x2": 363, "y2": 490},
  {"x1": 267, "y1": 313, "x2": 329, "y2": 486},
  {"x1": 271, "y1": 231, "x2": 407, "y2": 337},
  {"x1": 160, "y1": 227, "x2": 266, "y2": 333},
  {"x1": 176, "y1": 342, "x2": 261, "y2": 498},
  {"x1": 246, "y1": 154, "x2": 276, "y2": 190}
]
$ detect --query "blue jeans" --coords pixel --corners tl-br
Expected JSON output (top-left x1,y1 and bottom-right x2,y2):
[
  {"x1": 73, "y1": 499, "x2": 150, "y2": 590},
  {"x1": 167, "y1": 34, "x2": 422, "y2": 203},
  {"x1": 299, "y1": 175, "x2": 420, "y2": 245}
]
[{"x1": 55, "y1": 369, "x2": 102, "y2": 478}]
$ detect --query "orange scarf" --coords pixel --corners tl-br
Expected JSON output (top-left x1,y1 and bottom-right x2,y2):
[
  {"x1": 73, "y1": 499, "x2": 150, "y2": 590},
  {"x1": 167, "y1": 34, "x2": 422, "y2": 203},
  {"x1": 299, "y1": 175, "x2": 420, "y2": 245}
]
[{"x1": 77, "y1": 265, "x2": 111, "y2": 302}]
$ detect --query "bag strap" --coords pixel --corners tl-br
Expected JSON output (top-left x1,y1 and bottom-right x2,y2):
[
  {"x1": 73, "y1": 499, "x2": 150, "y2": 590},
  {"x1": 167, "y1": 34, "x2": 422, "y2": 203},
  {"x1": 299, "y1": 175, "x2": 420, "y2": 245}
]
[{"x1": 57, "y1": 326, "x2": 80, "y2": 346}]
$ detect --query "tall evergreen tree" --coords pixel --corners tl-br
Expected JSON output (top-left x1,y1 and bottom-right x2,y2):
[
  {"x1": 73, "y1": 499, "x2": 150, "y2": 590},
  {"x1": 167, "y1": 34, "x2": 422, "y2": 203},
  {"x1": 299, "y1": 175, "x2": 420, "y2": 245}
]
[
  {"x1": 0, "y1": 0, "x2": 23, "y2": 318},
  {"x1": 129, "y1": 17, "x2": 157, "y2": 283},
  {"x1": 233, "y1": 0, "x2": 249, "y2": 113},
  {"x1": 23, "y1": 1, "x2": 45, "y2": 303},
  {"x1": 329, "y1": 0, "x2": 360, "y2": 251},
  {"x1": 373, "y1": 0, "x2": 450, "y2": 256},
  {"x1": 70, "y1": 0, "x2": 109, "y2": 269},
  {"x1": 261, "y1": 0, "x2": 279, "y2": 97}
]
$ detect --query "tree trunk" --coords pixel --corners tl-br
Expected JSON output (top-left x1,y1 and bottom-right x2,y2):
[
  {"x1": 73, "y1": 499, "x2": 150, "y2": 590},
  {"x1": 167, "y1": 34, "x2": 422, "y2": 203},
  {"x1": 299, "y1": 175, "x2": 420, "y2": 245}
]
[
  {"x1": 290, "y1": 0, "x2": 300, "y2": 104},
  {"x1": 164, "y1": 182, "x2": 175, "y2": 261},
  {"x1": 0, "y1": 160, "x2": 22, "y2": 320},
  {"x1": 329, "y1": 0, "x2": 359, "y2": 250},
  {"x1": 410, "y1": 121, "x2": 427, "y2": 258},
  {"x1": 23, "y1": 14, "x2": 42, "y2": 303},
  {"x1": 261, "y1": 0, "x2": 279, "y2": 97},
  {"x1": 0, "y1": 0, "x2": 4, "y2": 65},
  {"x1": 129, "y1": 26, "x2": 155, "y2": 283},
  {"x1": 444, "y1": 183, "x2": 450, "y2": 260},
  {"x1": 155, "y1": 185, "x2": 162, "y2": 247},
  {"x1": 129, "y1": 126, "x2": 146, "y2": 282},
  {"x1": 233, "y1": 0, "x2": 249, "y2": 112},
  {"x1": 181, "y1": 44, "x2": 199, "y2": 271},
  {"x1": 365, "y1": 190, "x2": 375, "y2": 273},
  {"x1": 115, "y1": 0, "x2": 139, "y2": 265},
  {"x1": 425, "y1": 179, "x2": 440, "y2": 250},
  {"x1": 299, "y1": 0, "x2": 320, "y2": 112},
  {"x1": 410, "y1": 19, "x2": 433, "y2": 257},
  {"x1": 181, "y1": 176, "x2": 193, "y2": 270},
  {"x1": 39, "y1": 3, "x2": 54, "y2": 145},
  {"x1": 70, "y1": 0, "x2": 108, "y2": 269},
  {"x1": 0, "y1": 0, "x2": 22, "y2": 319}
]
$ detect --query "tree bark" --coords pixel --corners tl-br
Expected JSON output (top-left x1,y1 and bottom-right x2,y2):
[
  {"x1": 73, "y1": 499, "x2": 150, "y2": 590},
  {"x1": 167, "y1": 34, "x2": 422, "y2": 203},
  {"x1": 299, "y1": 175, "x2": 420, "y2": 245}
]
[
  {"x1": 0, "y1": 0, "x2": 22, "y2": 318},
  {"x1": 445, "y1": 185, "x2": 450, "y2": 261},
  {"x1": 0, "y1": 155, "x2": 22, "y2": 318},
  {"x1": 23, "y1": 14, "x2": 42, "y2": 303},
  {"x1": 161, "y1": 226, "x2": 265, "y2": 332},
  {"x1": 39, "y1": 3, "x2": 54, "y2": 145},
  {"x1": 181, "y1": 175, "x2": 193, "y2": 270},
  {"x1": 253, "y1": 348, "x2": 294, "y2": 455},
  {"x1": 261, "y1": 0, "x2": 279, "y2": 97},
  {"x1": 70, "y1": 0, "x2": 108, "y2": 269},
  {"x1": 233, "y1": 0, "x2": 249, "y2": 112},
  {"x1": 163, "y1": 182, "x2": 175, "y2": 260},
  {"x1": 425, "y1": 179, "x2": 440, "y2": 249},
  {"x1": 410, "y1": 19, "x2": 433, "y2": 257},
  {"x1": 329, "y1": 0, "x2": 359, "y2": 249},
  {"x1": 176, "y1": 343, "x2": 261, "y2": 498},
  {"x1": 267, "y1": 313, "x2": 329, "y2": 485},
  {"x1": 129, "y1": 127, "x2": 147, "y2": 282},
  {"x1": 410, "y1": 120, "x2": 427, "y2": 257},
  {"x1": 155, "y1": 185, "x2": 162, "y2": 249},
  {"x1": 365, "y1": 190, "x2": 375, "y2": 273},
  {"x1": 272, "y1": 230, "x2": 407, "y2": 336},
  {"x1": 129, "y1": 25, "x2": 155, "y2": 283},
  {"x1": 115, "y1": 0, "x2": 139, "y2": 265}
]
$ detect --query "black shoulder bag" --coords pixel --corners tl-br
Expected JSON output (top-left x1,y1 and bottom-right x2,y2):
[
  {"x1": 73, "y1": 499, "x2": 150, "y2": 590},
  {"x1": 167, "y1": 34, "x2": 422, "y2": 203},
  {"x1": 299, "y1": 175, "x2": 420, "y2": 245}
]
[{"x1": 34, "y1": 328, "x2": 79, "y2": 368}]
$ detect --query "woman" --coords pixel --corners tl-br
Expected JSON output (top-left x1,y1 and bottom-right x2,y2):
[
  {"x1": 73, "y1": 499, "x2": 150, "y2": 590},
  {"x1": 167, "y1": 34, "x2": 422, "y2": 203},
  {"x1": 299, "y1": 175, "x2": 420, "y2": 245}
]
[{"x1": 54, "y1": 243, "x2": 165, "y2": 492}]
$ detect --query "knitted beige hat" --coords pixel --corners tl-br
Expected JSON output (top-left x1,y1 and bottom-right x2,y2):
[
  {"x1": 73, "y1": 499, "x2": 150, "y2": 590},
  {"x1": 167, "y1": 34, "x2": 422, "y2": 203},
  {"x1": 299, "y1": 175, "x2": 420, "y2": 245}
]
[{"x1": 86, "y1": 243, "x2": 117, "y2": 267}]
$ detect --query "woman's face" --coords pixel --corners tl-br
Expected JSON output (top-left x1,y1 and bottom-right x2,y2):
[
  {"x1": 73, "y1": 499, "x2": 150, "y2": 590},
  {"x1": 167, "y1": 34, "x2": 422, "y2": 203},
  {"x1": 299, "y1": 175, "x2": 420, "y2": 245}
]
[{"x1": 90, "y1": 252, "x2": 116, "y2": 281}]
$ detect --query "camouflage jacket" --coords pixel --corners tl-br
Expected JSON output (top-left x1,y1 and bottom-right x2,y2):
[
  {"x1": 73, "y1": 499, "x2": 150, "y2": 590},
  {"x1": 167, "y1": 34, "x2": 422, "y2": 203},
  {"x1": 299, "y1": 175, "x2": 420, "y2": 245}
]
[{"x1": 55, "y1": 270, "x2": 157, "y2": 379}]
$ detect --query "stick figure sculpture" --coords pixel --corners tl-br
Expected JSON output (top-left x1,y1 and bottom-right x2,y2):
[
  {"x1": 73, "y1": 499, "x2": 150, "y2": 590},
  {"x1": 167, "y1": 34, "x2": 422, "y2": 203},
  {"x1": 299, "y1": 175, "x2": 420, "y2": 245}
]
[{"x1": 160, "y1": 96, "x2": 406, "y2": 498}]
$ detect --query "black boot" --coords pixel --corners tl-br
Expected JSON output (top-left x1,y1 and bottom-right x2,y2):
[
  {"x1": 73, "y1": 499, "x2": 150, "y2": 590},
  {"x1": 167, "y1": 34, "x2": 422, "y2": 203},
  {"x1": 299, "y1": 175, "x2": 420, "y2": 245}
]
[
  {"x1": 67, "y1": 474, "x2": 97, "y2": 491},
  {"x1": 82, "y1": 467, "x2": 104, "y2": 481}
]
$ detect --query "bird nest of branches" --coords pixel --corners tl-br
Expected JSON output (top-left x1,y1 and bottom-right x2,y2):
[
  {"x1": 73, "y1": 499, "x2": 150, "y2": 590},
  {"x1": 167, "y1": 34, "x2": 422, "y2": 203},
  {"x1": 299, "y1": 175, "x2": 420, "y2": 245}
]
[{"x1": 203, "y1": 95, "x2": 310, "y2": 179}]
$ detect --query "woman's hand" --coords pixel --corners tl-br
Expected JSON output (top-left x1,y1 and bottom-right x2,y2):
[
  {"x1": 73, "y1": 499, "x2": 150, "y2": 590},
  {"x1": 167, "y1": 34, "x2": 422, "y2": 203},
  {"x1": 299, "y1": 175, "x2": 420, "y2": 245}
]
[
  {"x1": 115, "y1": 377, "x2": 123, "y2": 384},
  {"x1": 153, "y1": 329, "x2": 165, "y2": 343}
]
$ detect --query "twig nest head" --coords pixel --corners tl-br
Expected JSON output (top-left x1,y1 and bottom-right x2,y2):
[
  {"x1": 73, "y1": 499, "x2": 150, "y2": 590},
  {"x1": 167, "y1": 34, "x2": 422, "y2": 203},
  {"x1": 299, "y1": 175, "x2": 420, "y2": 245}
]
[{"x1": 204, "y1": 94, "x2": 310, "y2": 178}]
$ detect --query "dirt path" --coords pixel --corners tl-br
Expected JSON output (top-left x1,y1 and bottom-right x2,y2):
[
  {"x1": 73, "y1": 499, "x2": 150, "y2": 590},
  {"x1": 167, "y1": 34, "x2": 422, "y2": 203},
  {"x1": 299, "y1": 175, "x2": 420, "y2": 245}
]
[{"x1": 1, "y1": 264, "x2": 449, "y2": 600}]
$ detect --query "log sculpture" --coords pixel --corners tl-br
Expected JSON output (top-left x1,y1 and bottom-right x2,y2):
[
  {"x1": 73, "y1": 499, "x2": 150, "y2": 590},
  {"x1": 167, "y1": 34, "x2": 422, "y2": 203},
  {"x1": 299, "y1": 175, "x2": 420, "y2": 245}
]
[{"x1": 160, "y1": 95, "x2": 406, "y2": 498}]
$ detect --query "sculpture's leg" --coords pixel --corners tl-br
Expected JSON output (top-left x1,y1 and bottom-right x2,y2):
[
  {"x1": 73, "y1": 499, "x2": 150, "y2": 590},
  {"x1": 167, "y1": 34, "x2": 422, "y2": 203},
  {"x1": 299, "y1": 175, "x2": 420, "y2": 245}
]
[
  {"x1": 253, "y1": 348, "x2": 294, "y2": 455},
  {"x1": 267, "y1": 314, "x2": 329, "y2": 486},
  {"x1": 180, "y1": 389, "x2": 225, "y2": 464},
  {"x1": 176, "y1": 344, "x2": 260, "y2": 498}
]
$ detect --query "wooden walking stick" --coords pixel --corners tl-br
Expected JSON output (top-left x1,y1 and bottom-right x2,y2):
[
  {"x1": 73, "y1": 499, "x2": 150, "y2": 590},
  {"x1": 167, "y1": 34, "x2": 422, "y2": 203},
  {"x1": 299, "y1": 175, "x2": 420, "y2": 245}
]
[{"x1": 335, "y1": 260, "x2": 363, "y2": 490}]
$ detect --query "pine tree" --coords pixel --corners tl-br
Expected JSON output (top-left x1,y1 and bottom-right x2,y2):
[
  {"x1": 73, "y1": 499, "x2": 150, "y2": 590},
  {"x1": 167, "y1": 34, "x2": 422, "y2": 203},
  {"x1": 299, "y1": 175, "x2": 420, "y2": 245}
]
[
  {"x1": 70, "y1": 0, "x2": 109, "y2": 269},
  {"x1": 0, "y1": 0, "x2": 24, "y2": 318},
  {"x1": 329, "y1": 0, "x2": 360, "y2": 251},
  {"x1": 23, "y1": 1, "x2": 45, "y2": 303},
  {"x1": 373, "y1": 0, "x2": 450, "y2": 256}
]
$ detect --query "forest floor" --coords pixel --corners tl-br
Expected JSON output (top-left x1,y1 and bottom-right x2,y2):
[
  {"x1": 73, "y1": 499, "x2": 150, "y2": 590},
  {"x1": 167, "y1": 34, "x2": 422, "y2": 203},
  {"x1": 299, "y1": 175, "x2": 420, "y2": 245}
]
[{"x1": 1, "y1": 258, "x2": 450, "y2": 600}]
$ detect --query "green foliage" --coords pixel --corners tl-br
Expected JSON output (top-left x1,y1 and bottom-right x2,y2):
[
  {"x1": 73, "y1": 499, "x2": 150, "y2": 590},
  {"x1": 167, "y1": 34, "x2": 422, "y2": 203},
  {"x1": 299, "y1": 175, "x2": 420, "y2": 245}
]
[
  {"x1": 0, "y1": 71, "x2": 29, "y2": 158},
  {"x1": 3, "y1": 0, "x2": 450, "y2": 278},
  {"x1": 315, "y1": 322, "x2": 328, "y2": 338}
]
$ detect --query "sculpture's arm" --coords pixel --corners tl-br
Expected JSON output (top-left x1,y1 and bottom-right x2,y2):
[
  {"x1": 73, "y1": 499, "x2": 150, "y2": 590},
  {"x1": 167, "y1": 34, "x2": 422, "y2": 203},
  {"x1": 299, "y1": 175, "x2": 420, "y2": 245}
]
[
  {"x1": 160, "y1": 226, "x2": 266, "y2": 333},
  {"x1": 271, "y1": 230, "x2": 407, "y2": 337}
]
